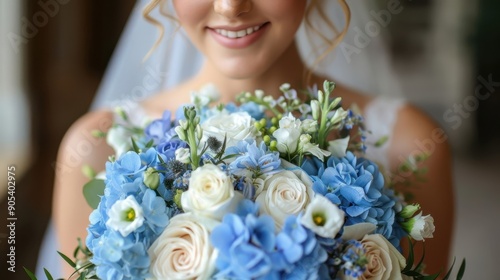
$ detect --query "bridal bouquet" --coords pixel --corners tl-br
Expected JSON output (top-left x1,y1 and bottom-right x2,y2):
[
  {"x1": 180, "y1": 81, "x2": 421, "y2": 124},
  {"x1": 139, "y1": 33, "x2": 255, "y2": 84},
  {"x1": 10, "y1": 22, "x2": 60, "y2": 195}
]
[{"x1": 38, "y1": 81, "x2": 463, "y2": 280}]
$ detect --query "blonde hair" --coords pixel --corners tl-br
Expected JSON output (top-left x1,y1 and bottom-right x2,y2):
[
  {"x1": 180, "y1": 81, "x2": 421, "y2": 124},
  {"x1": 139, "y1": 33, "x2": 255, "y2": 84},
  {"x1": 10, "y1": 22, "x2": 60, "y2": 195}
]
[{"x1": 143, "y1": 0, "x2": 351, "y2": 83}]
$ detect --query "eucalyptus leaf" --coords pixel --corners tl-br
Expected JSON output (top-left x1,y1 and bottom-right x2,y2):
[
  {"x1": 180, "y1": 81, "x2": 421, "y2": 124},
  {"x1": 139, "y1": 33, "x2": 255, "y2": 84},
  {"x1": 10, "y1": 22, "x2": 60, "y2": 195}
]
[{"x1": 83, "y1": 179, "x2": 105, "y2": 209}]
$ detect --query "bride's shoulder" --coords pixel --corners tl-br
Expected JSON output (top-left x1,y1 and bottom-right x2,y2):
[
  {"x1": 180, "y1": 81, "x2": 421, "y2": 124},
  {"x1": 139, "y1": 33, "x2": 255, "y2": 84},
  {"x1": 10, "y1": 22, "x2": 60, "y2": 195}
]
[{"x1": 389, "y1": 103, "x2": 452, "y2": 170}]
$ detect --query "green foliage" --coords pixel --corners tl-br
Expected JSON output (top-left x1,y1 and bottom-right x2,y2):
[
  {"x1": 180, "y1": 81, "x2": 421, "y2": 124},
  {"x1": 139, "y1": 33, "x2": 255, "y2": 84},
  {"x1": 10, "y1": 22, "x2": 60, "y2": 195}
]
[{"x1": 83, "y1": 179, "x2": 105, "y2": 209}]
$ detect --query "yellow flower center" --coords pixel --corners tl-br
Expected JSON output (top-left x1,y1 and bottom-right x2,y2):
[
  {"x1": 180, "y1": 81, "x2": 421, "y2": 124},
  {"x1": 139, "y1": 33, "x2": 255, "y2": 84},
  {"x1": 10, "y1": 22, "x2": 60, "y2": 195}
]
[
  {"x1": 125, "y1": 208, "x2": 136, "y2": 222},
  {"x1": 313, "y1": 212, "x2": 326, "y2": 226}
]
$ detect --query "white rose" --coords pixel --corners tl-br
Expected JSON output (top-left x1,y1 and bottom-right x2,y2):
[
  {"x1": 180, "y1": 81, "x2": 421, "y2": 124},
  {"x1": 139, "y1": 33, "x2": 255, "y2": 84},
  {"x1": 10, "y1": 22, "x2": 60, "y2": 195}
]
[
  {"x1": 348, "y1": 234, "x2": 407, "y2": 280},
  {"x1": 201, "y1": 111, "x2": 259, "y2": 148},
  {"x1": 256, "y1": 170, "x2": 314, "y2": 230},
  {"x1": 181, "y1": 164, "x2": 243, "y2": 220},
  {"x1": 148, "y1": 213, "x2": 219, "y2": 280},
  {"x1": 409, "y1": 212, "x2": 435, "y2": 241}
]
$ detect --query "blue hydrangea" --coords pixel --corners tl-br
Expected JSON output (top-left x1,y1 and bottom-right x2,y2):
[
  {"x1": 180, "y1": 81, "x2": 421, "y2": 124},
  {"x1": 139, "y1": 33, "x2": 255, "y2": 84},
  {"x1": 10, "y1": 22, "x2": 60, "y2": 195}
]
[
  {"x1": 86, "y1": 148, "x2": 174, "y2": 280},
  {"x1": 210, "y1": 213, "x2": 279, "y2": 279},
  {"x1": 155, "y1": 139, "x2": 187, "y2": 161},
  {"x1": 276, "y1": 216, "x2": 329, "y2": 279},
  {"x1": 307, "y1": 152, "x2": 401, "y2": 247}
]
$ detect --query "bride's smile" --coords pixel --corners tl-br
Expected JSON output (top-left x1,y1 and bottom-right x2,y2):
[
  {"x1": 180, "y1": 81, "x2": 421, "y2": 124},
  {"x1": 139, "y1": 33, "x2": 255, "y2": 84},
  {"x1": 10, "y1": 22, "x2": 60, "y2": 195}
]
[{"x1": 173, "y1": 0, "x2": 307, "y2": 79}]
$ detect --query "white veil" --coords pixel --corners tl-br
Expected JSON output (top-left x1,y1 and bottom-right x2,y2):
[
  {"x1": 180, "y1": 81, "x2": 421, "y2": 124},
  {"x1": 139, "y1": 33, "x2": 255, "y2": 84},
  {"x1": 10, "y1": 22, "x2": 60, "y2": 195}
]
[{"x1": 37, "y1": 0, "x2": 401, "y2": 277}]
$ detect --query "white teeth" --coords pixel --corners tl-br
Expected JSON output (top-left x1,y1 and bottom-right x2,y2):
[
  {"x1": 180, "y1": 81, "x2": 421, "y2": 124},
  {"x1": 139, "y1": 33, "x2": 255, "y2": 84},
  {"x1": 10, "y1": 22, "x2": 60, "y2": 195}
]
[{"x1": 215, "y1": 25, "x2": 262, "y2": 38}]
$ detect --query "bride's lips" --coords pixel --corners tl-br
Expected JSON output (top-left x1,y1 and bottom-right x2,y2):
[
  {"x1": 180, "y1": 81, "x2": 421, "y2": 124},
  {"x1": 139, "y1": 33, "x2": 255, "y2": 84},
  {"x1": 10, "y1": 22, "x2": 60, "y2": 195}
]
[{"x1": 207, "y1": 22, "x2": 269, "y2": 49}]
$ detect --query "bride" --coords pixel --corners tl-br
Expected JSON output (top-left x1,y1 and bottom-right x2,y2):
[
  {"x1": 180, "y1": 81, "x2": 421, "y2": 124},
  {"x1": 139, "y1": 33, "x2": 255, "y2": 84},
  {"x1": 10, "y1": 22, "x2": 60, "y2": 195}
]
[{"x1": 46, "y1": 0, "x2": 454, "y2": 277}]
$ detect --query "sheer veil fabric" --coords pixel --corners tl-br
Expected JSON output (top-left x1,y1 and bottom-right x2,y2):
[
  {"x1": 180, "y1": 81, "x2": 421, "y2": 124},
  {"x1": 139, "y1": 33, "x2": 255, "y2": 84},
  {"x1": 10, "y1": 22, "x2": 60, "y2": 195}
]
[{"x1": 37, "y1": 0, "x2": 403, "y2": 277}]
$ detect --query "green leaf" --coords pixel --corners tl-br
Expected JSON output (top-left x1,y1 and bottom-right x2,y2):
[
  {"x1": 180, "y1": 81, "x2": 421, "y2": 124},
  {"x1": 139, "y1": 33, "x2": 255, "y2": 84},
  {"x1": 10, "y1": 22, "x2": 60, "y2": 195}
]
[
  {"x1": 457, "y1": 259, "x2": 466, "y2": 280},
  {"x1": 374, "y1": 135, "x2": 389, "y2": 147},
  {"x1": 24, "y1": 267, "x2": 38, "y2": 280},
  {"x1": 44, "y1": 268, "x2": 54, "y2": 280},
  {"x1": 442, "y1": 257, "x2": 456, "y2": 280},
  {"x1": 131, "y1": 137, "x2": 140, "y2": 153},
  {"x1": 58, "y1": 251, "x2": 77, "y2": 268},
  {"x1": 83, "y1": 179, "x2": 105, "y2": 209}
]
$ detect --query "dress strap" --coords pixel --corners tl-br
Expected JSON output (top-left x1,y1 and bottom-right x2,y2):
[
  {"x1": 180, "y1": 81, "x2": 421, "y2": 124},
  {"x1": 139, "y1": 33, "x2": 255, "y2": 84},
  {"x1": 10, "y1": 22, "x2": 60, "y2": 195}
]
[{"x1": 363, "y1": 97, "x2": 406, "y2": 171}]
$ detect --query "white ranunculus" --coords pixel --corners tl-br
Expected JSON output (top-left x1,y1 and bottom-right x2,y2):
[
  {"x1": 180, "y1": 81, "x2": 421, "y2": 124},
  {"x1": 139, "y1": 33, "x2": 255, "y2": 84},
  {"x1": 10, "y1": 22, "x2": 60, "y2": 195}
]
[
  {"x1": 106, "y1": 195, "x2": 144, "y2": 237},
  {"x1": 409, "y1": 212, "x2": 435, "y2": 241},
  {"x1": 301, "y1": 195, "x2": 344, "y2": 238},
  {"x1": 201, "y1": 111, "x2": 258, "y2": 148},
  {"x1": 175, "y1": 147, "x2": 191, "y2": 164},
  {"x1": 273, "y1": 113, "x2": 302, "y2": 154},
  {"x1": 256, "y1": 170, "x2": 313, "y2": 230},
  {"x1": 354, "y1": 234, "x2": 407, "y2": 280},
  {"x1": 148, "y1": 213, "x2": 219, "y2": 280},
  {"x1": 181, "y1": 164, "x2": 243, "y2": 221}
]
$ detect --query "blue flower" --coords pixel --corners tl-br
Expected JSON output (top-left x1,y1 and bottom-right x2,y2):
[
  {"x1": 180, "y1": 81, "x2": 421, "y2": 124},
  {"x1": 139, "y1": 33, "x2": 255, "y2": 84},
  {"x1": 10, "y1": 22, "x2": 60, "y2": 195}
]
[
  {"x1": 144, "y1": 110, "x2": 175, "y2": 145},
  {"x1": 227, "y1": 139, "x2": 281, "y2": 178},
  {"x1": 211, "y1": 213, "x2": 277, "y2": 279},
  {"x1": 309, "y1": 152, "x2": 400, "y2": 247},
  {"x1": 276, "y1": 216, "x2": 328, "y2": 279},
  {"x1": 155, "y1": 139, "x2": 187, "y2": 161}
]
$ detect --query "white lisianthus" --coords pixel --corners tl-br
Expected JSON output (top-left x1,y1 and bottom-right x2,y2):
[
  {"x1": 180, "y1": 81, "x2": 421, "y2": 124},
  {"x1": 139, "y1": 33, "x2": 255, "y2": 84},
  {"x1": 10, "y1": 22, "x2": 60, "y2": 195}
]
[
  {"x1": 409, "y1": 212, "x2": 435, "y2": 241},
  {"x1": 106, "y1": 195, "x2": 144, "y2": 237},
  {"x1": 175, "y1": 147, "x2": 191, "y2": 164},
  {"x1": 273, "y1": 113, "x2": 302, "y2": 154},
  {"x1": 201, "y1": 111, "x2": 259, "y2": 148},
  {"x1": 328, "y1": 136, "x2": 350, "y2": 158},
  {"x1": 349, "y1": 234, "x2": 407, "y2": 280},
  {"x1": 148, "y1": 213, "x2": 219, "y2": 280},
  {"x1": 181, "y1": 164, "x2": 243, "y2": 221},
  {"x1": 256, "y1": 170, "x2": 314, "y2": 230},
  {"x1": 301, "y1": 195, "x2": 344, "y2": 238},
  {"x1": 298, "y1": 134, "x2": 331, "y2": 161}
]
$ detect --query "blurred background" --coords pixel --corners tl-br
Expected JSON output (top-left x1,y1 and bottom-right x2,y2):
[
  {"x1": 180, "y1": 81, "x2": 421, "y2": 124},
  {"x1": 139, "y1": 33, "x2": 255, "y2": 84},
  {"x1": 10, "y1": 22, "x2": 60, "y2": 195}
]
[{"x1": 1, "y1": 0, "x2": 499, "y2": 279}]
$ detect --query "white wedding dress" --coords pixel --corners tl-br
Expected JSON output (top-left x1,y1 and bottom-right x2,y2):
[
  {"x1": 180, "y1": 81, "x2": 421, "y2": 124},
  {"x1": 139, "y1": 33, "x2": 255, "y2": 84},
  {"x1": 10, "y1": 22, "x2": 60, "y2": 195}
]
[{"x1": 36, "y1": 0, "x2": 405, "y2": 277}]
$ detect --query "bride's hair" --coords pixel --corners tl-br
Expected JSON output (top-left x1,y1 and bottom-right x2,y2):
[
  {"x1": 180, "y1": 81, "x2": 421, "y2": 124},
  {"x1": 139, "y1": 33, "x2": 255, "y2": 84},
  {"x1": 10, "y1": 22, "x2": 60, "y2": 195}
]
[{"x1": 142, "y1": 0, "x2": 351, "y2": 82}]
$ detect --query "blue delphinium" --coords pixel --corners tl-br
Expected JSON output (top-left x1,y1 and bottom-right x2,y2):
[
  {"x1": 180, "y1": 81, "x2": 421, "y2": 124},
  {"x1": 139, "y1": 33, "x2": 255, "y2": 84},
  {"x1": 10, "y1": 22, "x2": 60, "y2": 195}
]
[
  {"x1": 86, "y1": 148, "x2": 174, "y2": 280},
  {"x1": 227, "y1": 139, "x2": 281, "y2": 178},
  {"x1": 309, "y1": 151, "x2": 401, "y2": 248}
]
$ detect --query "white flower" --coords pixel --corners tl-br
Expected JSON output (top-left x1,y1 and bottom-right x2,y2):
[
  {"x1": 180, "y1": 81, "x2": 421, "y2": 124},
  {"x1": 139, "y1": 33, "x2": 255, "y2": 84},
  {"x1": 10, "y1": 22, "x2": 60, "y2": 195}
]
[
  {"x1": 181, "y1": 164, "x2": 243, "y2": 221},
  {"x1": 105, "y1": 195, "x2": 144, "y2": 237},
  {"x1": 298, "y1": 134, "x2": 331, "y2": 161},
  {"x1": 201, "y1": 111, "x2": 258, "y2": 148},
  {"x1": 148, "y1": 213, "x2": 219, "y2": 280},
  {"x1": 301, "y1": 195, "x2": 344, "y2": 238},
  {"x1": 106, "y1": 126, "x2": 134, "y2": 158},
  {"x1": 328, "y1": 136, "x2": 350, "y2": 158},
  {"x1": 273, "y1": 113, "x2": 302, "y2": 154},
  {"x1": 301, "y1": 118, "x2": 318, "y2": 133},
  {"x1": 256, "y1": 170, "x2": 314, "y2": 230},
  {"x1": 409, "y1": 212, "x2": 435, "y2": 241},
  {"x1": 341, "y1": 223, "x2": 376, "y2": 241},
  {"x1": 175, "y1": 147, "x2": 191, "y2": 164},
  {"x1": 191, "y1": 83, "x2": 220, "y2": 107},
  {"x1": 351, "y1": 234, "x2": 407, "y2": 280}
]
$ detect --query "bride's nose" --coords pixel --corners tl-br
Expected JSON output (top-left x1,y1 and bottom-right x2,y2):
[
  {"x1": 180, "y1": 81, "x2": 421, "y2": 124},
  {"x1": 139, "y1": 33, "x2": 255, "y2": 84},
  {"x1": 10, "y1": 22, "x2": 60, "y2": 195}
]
[{"x1": 214, "y1": 0, "x2": 252, "y2": 18}]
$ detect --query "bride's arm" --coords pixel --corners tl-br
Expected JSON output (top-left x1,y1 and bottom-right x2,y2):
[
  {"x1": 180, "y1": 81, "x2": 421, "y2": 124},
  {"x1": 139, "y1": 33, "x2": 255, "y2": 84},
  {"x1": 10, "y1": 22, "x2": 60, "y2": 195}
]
[
  {"x1": 52, "y1": 110, "x2": 114, "y2": 277},
  {"x1": 389, "y1": 105, "x2": 455, "y2": 275}
]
